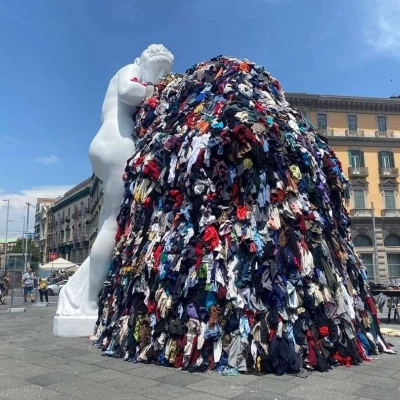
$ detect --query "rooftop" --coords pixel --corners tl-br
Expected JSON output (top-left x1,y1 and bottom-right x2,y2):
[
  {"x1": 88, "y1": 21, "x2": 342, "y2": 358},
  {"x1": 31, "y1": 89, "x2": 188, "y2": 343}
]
[
  {"x1": 53, "y1": 177, "x2": 92, "y2": 208},
  {"x1": 285, "y1": 92, "x2": 400, "y2": 114},
  {"x1": 37, "y1": 198, "x2": 58, "y2": 203}
]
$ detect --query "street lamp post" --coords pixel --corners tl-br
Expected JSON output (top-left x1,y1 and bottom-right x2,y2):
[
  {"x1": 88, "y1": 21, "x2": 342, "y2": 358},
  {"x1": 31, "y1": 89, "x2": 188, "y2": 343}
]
[
  {"x1": 371, "y1": 202, "x2": 379, "y2": 283},
  {"x1": 24, "y1": 203, "x2": 33, "y2": 272},
  {"x1": 2, "y1": 199, "x2": 10, "y2": 272},
  {"x1": 21, "y1": 216, "x2": 25, "y2": 274},
  {"x1": 21, "y1": 216, "x2": 25, "y2": 238}
]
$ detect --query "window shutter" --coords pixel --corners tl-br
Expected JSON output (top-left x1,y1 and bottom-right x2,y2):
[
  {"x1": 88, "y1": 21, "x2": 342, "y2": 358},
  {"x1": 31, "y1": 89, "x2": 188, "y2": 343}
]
[
  {"x1": 390, "y1": 152, "x2": 395, "y2": 168},
  {"x1": 354, "y1": 190, "x2": 366, "y2": 209},
  {"x1": 348, "y1": 150, "x2": 352, "y2": 165},
  {"x1": 385, "y1": 191, "x2": 396, "y2": 209},
  {"x1": 378, "y1": 151, "x2": 383, "y2": 167},
  {"x1": 360, "y1": 151, "x2": 365, "y2": 168}
]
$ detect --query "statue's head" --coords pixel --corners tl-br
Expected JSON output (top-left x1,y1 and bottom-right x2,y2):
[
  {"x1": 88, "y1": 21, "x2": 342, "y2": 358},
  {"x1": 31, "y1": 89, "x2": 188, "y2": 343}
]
[{"x1": 135, "y1": 44, "x2": 174, "y2": 83}]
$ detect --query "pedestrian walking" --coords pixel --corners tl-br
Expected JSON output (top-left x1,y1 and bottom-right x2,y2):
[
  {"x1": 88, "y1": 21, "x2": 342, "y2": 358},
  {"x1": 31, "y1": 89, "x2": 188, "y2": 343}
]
[
  {"x1": 38, "y1": 277, "x2": 49, "y2": 303},
  {"x1": 22, "y1": 268, "x2": 35, "y2": 303}
]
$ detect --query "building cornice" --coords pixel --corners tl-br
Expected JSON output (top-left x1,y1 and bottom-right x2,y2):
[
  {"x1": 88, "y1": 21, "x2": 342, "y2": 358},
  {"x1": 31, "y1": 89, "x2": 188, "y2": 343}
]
[
  {"x1": 286, "y1": 92, "x2": 400, "y2": 114},
  {"x1": 325, "y1": 136, "x2": 400, "y2": 147},
  {"x1": 53, "y1": 177, "x2": 92, "y2": 209}
]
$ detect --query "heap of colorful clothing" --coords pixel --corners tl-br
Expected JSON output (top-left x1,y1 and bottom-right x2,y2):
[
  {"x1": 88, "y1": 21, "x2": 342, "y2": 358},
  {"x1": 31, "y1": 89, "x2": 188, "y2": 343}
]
[{"x1": 91, "y1": 55, "x2": 394, "y2": 376}]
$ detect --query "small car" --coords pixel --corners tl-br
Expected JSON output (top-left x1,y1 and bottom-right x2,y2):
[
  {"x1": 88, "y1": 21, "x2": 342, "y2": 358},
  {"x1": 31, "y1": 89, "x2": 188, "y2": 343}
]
[{"x1": 47, "y1": 280, "x2": 69, "y2": 296}]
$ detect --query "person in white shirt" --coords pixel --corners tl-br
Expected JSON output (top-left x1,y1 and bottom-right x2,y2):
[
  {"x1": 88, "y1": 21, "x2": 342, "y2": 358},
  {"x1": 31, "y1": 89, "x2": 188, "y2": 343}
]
[{"x1": 22, "y1": 268, "x2": 35, "y2": 303}]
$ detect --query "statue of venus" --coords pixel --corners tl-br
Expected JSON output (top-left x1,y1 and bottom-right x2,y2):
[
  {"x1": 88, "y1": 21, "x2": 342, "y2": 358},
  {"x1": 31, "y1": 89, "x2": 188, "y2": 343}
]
[{"x1": 53, "y1": 44, "x2": 174, "y2": 337}]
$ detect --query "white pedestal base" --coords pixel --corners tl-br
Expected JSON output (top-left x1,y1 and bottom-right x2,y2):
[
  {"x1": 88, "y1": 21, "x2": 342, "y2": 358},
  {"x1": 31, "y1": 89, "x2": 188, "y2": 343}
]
[{"x1": 53, "y1": 315, "x2": 97, "y2": 337}]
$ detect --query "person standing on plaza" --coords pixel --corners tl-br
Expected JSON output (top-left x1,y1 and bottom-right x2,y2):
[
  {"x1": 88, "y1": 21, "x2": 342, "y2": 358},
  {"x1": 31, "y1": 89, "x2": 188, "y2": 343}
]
[
  {"x1": 0, "y1": 273, "x2": 10, "y2": 304},
  {"x1": 22, "y1": 268, "x2": 35, "y2": 303},
  {"x1": 38, "y1": 277, "x2": 49, "y2": 303}
]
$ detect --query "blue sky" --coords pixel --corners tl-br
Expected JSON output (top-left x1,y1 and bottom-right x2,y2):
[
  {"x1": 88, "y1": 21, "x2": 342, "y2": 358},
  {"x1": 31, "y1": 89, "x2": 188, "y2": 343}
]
[{"x1": 0, "y1": 0, "x2": 399, "y2": 236}]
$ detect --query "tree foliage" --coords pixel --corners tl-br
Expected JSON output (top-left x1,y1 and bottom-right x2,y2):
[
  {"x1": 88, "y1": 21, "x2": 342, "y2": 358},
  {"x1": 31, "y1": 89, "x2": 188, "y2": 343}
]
[{"x1": 11, "y1": 238, "x2": 41, "y2": 263}]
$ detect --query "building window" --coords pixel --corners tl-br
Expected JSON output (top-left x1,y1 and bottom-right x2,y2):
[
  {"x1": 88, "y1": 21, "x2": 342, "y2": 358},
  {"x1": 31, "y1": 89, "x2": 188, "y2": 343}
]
[
  {"x1": 377, "y1": 116, "x2": 387, "y2": 132},
  {"x1": 384, "y1": 234, "x2": 400, "y2": 247},
  {"x1": 379, "y1": 151, "x2": 395, "y2": 168},
  {"x1": 349, "y1": 150, "x2": 365, "y2": 168},
  {"x1": 347, "y1": 115, "x2": 358, "y2": 131},
  {"x1": 317, "y1": 113, "x2": 327, "y2": 130},
  {"x1": 388, "y1": 253, "x2": 400, "y2": 277},
  {"x1": 360, "y1": 253, "x2": 374, "y2": 279},
  {"x1": 353, "y1": 235, "x2": 373, "y2": 247},
  {"x1": 68, "y1": 207, "x2": 70, "y2": 217},
  {"x1": 384, "y1": 190, "x2": 396, "y2": 209},
  {"x1": 353, "y1": 190, "x2": 366, "y2": 209}
]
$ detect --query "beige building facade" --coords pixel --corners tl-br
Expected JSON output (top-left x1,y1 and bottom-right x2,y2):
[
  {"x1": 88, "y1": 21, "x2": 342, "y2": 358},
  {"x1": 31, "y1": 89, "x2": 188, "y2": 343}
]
[
  {"x1": 0, "y1": 237, "x2": 19, "y2": 255},
  {"x1": 34, "y1": 198, "x2": 58, "y2": 263},
  {"x1": 286, "y1": 93, "x2": 400, "y2": 282}
]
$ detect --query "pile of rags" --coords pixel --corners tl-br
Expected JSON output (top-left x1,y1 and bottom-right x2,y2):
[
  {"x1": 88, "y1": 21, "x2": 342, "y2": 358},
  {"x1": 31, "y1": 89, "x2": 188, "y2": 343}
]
[{"x1": 91, "y1": 55, "x2": 394, "y2": 376}]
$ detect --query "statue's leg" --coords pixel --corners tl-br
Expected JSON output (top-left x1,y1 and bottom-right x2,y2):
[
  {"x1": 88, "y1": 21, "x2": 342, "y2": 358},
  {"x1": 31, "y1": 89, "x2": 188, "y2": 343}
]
[
  {"x1": 54, "y1": 125, "x2": 134, "y2": 336},
  {"x1": 87, "y1": 204, "x2": 120, "y2": 305},
  {"x1": 56, "y1": 256, "x2": 91, "y2": 315},
  {"x1": 86, "y1": 133, "x2": 135, "y2": 304},
  {"x1": 54, "y1": 170, "x2": 126, "y2": 336},
  {"x1": 54, "y1": 133, "x2": 106, "y2": 318}
]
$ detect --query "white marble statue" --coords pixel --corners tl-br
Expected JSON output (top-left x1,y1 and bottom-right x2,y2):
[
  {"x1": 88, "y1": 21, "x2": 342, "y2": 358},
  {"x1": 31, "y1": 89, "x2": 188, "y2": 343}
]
[{"x1": 53, "y1": 44, "x2": 174, "y2": 337}]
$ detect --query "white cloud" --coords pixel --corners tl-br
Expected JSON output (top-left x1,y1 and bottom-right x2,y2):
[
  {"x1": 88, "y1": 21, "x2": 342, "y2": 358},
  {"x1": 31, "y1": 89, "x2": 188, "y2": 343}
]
[
  {"x1": 35, "y1": 155, "x2": 61, "y2": 165},
  {"x1": 0, "y1": 185, "x2": 73, "y2": 239},
  {"x1": 364, "y1": 0, "x2": 400, "y2": 59}
]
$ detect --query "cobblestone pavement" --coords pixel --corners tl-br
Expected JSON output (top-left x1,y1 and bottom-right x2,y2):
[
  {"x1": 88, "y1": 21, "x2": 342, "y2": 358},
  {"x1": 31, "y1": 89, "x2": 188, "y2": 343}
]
[{"x1": 1, "y1": 304, "x2": 400, "y2": 400}]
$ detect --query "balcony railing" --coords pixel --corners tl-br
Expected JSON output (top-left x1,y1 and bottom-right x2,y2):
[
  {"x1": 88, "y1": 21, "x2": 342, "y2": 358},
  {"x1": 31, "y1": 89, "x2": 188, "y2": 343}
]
[
  {"x1": 350, "y1": 209, "x2": 373, "y2": 217},
  {"x1": 348, "y1": 166, "x2": 369, "y2": 178},
  {"x1": 73, "y1": 232, "x2": 89, "y2": 242},
  {"x1": 375, "y1": 130, "x2": 394, "y2": 138},
  {"x1": 379, "y1": 167, "x2": 399, "y2": 178},
  {"x1": 89, "y1": 228, "x2": 98, "y2": 240},
  {"x1": 389, "y1": 276, "x2": 400, "y2": 287},
  {"x1": 345, "y1": 129, "x2": 365, "y2": 137},
  {"x1": 316, "y1": 128, "x2": 335, "y2": 136},
  {"x1": 381, "y1": 209, "x2": 400, "y2": 217}
]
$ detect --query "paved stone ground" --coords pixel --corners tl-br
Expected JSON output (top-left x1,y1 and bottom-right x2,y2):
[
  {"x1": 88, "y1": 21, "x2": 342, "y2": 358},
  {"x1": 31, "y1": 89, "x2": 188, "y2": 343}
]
[
  {"x1": 1, "y1": 304, "x2": 400, "y2": 400},
  {"x1": 0, "y1": 289, "x2": 59, "y2": 313}
]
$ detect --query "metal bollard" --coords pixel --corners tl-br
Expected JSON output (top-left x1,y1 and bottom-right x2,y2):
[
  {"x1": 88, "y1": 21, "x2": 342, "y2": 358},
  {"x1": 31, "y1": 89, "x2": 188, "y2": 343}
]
[{"x1": 8, "y1": 258, "x2": 16, "y2": 311}]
